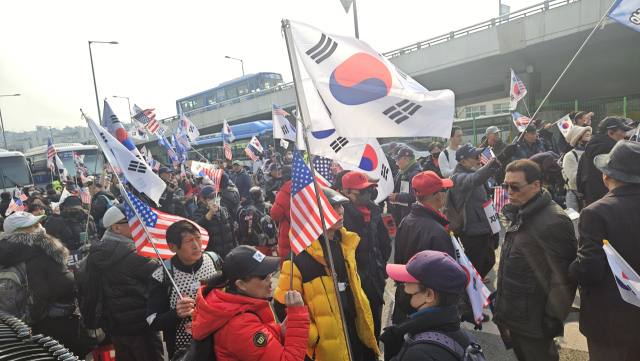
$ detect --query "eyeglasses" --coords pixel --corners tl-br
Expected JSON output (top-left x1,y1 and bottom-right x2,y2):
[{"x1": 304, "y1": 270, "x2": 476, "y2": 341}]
[
  {"x1": 501, "y1": 183, "x2": 532, "y2": 192},
  {"x1": 431, "y1": 188, "x2": 449, "y2": 195}
]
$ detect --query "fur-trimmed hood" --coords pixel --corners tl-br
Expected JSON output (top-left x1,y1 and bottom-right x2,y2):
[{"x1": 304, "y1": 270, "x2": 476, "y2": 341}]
[{"x1": 0, "y1": 232, "x2": 69, "y2": 266}]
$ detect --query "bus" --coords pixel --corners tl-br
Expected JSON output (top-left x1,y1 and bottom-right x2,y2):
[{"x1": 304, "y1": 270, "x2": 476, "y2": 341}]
[
  {"x1": 0, "y1": 150, "x2": 34, "y2": 194},
  {"x1": 176, "y1": 72, "x2": 285, "y2": 114},
  {"x1": 24, "y1": 143, "x2": 104, "y2": 186}
]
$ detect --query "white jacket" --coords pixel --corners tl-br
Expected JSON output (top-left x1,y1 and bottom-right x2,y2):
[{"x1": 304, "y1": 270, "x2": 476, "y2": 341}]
[{"x1": 562, "y1": 149, "x2": 584, "y2": 191}]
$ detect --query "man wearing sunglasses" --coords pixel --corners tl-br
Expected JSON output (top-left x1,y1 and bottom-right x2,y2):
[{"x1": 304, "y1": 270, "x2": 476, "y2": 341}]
[
  {"x1": 494, "y1": 160, "x2": 577, "y2": 361},
  {"x1": 340, "y1": 171, "x2": 392, "y2": 339},
  {"x1": 88, "y1": 205, "x2": 165, "y2": 360},
  {"x1": 392, "y1": 170, "x2": 454, "y2": 324},
  {"x1": 450, "y1": 143, "x2": 518, "y2": 283}
]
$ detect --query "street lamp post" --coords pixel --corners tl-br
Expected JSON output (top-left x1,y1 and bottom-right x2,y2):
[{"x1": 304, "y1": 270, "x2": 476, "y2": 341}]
[
  {"x1": 113, "y1": 95, "x2": 132, "y2": 129},
  {"x1": 0, "y1": 94, "x2": 21, "y2": 150},
  {"x1": 225, "y1": 56, "x2": 244, "y2": 76},
  {"x1": 88, "y1": 40, "x2": 118, "y2": 122}
]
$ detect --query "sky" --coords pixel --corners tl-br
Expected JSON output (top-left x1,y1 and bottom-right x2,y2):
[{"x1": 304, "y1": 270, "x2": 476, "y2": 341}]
[{"x1": 0, "y1": 0, "x2": 539, "y2": 132}]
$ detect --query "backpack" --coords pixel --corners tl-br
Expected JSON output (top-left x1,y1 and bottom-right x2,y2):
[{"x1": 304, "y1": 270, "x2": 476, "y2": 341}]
[
  {"x1": 576, "y1": 150, "x2": 589, "y2": 196},
  {"x1": 74, "y1": 253, "x2": 109, "y2": 330},
  {"x1": 441, "y1": 186, "x2": 472, "y2": 235},
  {"x1": 443, "y1": 149, "x2": 450, "y2": 162},
  {"x1": 0, "y1": 262, "x2": 48, "y2": 325},
  {"x1": 171, "y1": 311, "x2": 262, "y2": 361},
  {"x1": 391, "y1": 329, "x2": 486, "y2": 361},
  {"x1": 97, "y1": 195, "x2": 116, "y2": 228},
  {"x1": 250, "y1": 205, "x2": 278, "y2": 247}
]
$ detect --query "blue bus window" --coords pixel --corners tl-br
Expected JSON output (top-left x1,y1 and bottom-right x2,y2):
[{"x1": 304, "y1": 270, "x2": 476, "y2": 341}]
[
  {"x1": 205, "y1": 91, "x2": 217, "y2": 105},
  {"x1": 216, "y1": 89, "x2": 226, "y2": 102},
  {"x1": 226, "y1": 86, "x2": 238, "y2": 99}
]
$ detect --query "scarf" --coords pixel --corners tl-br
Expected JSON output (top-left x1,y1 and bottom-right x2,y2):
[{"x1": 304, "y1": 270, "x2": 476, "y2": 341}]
[
  {"x1": 356, "y1": 205, "x2": 371, "y2": 224},
  {"x1": 399, "y1": 158, "x2": 418, "y2": 178}
]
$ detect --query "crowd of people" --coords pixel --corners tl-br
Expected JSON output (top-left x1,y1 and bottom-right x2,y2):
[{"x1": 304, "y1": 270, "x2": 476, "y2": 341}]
[{"x1": 0, "y1": 113, "x2": 638, "y2": 361}]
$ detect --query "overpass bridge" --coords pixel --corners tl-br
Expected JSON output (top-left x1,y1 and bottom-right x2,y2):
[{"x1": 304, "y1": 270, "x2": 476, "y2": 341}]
[{"x1": 136, "y1": 0, "x2": 640, "y2": 157}]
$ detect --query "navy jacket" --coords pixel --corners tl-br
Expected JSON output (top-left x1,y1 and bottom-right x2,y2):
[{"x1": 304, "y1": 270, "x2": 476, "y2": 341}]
[
  {"x1": 391, "y1": 161, "x2": 422, "y2": 219},
  {"x1": 230, "y1": 169, "x2": 253, "y2": 207}
]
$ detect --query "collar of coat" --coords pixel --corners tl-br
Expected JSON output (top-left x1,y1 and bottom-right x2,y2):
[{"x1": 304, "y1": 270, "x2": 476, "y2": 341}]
[
  {"x1": 379, "y1": 305, "x2": 460, "y2": 351},
  {"x1": 0, "y1": 231, "x2": 69, "y2": 266},
  {"x1": 101, "y1": 228, "x2": 134, "y2": 244},
  {"x1": 305, "y1": 228, "x2": 360, "y2": 267},
  {"x1": 604, "y1": 184, "x2": 640, "y2": 198},
  {"x1": 411, "y1": 203, "x2": 450, "y2": 227},
  {"x1": 503, "y1": 189, "x2": 551, "y2": 224}
]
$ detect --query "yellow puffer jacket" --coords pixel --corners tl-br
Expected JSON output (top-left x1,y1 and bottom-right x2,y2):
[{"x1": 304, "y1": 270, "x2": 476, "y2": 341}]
[{"x1": 274, "y1": 228, "x2": 380, "y2": 360}]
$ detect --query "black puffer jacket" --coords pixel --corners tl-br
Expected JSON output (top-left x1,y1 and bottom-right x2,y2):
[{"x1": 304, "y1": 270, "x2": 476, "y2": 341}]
[
  {"x1": 342, "y1": 200, "x2": 392, "y2": 307},
  {"x1": 265, "y1": 177, "x2": 284, "y2": 205},
  {"x1": 45, "y1": 211, "x2": 97, "y2": 250},
  {"x1": 0, "y1": 198, "x2": 10, "y2": 218},
  {"x1": 419, "y1": 155, "x2": 443, "y2": 178},
  {"x1": 219, "y1": 187, "x2": 242, "y2": 223},
  {"x1": 193, "y1": 201, "x2": 237, "y2": 260},
  {"x1": 0, "y1": 232, "x2": 74, "y2": 311},
  {"x1": 89, "y1": 229, "x2": 160, "y2": 336},
  {"x1": 494, "y1": 190, "x2": 578, "y2": 339},
  {"x1": 578, "y1": 133, "x2": 618, "y2": 205}
]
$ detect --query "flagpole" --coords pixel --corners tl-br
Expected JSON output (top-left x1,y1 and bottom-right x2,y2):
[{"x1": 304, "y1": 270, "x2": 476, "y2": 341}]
[
  {"x1": 282, "y1": 19, "x2": 354, "y2": 361},
  {"x1": 81, "y1": 109, "x2": 184, "y2": 300}
]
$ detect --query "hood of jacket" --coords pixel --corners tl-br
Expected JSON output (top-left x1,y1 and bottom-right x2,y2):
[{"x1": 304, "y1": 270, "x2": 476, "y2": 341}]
[
  {"x1": 306, "y1": 228, "x2": 360, "y2": 267},
  {"x1": 192, "y1": 288, "x2": 272, "y2": 341},
  {"x1": 94, "y1": 190, "x2": 116, "y2": 200},
  {"x1": 279, "y1": 181, "x2": 291, "y2": 196},
  {"x1": 584, "y1": 133, "x2": 617, "y2": 159},
  {"x1": 90, "y1": 229, "x2": 136, "y2": 269},
  {"x1": 0, "y1": 232, "x2": 69, "y2": 267}
]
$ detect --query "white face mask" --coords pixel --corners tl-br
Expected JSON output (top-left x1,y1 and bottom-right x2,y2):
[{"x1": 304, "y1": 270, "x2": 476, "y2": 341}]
[
  {"x1": 287, "y1": 154, "x2": 293, "y2": 159},
  {"x1": 207, "y1": 199, "x2": 217, "y2": 207}
]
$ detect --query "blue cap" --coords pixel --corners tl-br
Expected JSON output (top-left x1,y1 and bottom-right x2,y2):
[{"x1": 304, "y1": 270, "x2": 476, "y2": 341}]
[
  {"x1": 158, "y1": 167, "x2": 170, "y2": 175},
  {"x1": 386, "y1": 250, "x2": 467, "y2": 294},
  {"x1": 392, "y1": 147, "x2": 414, "y2": 159},
  {"x1": 455, "y1": 144, "x2": 484, "y2": 162},
  {"x1": 200, "y1": 185, "x2": 216, "y2": 200},
  {"x1": 268, "y1": 163, "x2": 282, "y2": 172}
]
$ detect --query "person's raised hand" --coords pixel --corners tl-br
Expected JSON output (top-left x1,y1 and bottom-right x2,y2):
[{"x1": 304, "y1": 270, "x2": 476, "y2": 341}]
[
  {"x1": 496, "y1": 144, "x2": 519, "y2": 163},
  {"x1": 208, "y1": 202, "x2": 219, "y2": 214},
  {"x1": 176, "y1": 297, "x2": 195, "y2": 318},
  {"x1": 284, "y1": 290, "x2": 304, "y2": 308}
]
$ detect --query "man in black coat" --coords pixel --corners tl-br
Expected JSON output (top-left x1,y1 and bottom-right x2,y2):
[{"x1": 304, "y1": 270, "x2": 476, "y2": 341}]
[
  {"x1": 380, "y1": 251, "x2": 470, "y2": 361},
  {"x1": 192, "y1": 185, "x2": 237, "y2": 260},
  {"x1": 218, "y1": 172, "x2": 242, "y2": 223},
  {"x1": 89, "y1": 205, "x2": 164, "y2": 360},
  {"x1": 568, "y1": 141, "x2": 640, "y2": 359},
  {"x1": 89, "y1": 182, "x2": 116, "y2": 237},
  {"x1": 495, "y1": 160, "x2": 577, "y2": 361},
  {"x1": 230, "y1": 160, "x2": 253, "y2": 209},
  {"x1": 157, "y1": 167, "x2": 176, "y2": 214},
  {"x1": 0, "y1": 212, "x2": 96, "y2": 356},
  {"x1": 264, "y1": 162, "x2": 284, "y2": 205},
  {"x1": 341, "y1": 171, "x2": 392, "y2": 338},
  {"x1": 388, "y1": 148, "x2": 422, "y2": 227},
  {"x1": 392, "y1": 171, "x2": 454, "y2": 324},
  {"x1": 577, "y1": 117, "x2": 631, "y2": 206},
  {"x1": 45, "y1": 195, "x2": 98, "y2": 250}
]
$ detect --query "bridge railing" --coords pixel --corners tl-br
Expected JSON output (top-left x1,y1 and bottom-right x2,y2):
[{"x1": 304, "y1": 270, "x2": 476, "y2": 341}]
[
  {"x1": 383, "y1": 0, "x2": 578, "y2": 58},
  {"x1": 159, "y1": 82, "x2": 296, "y2": 125}
]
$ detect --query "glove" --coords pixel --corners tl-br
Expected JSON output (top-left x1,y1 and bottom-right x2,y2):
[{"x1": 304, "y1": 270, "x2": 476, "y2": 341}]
[
  {"x1": 496, "y1": 144, "x2": 519, "y2": 163},
  {"x1": 542, "y1": 315, "x2": 564, "y2": 338}
]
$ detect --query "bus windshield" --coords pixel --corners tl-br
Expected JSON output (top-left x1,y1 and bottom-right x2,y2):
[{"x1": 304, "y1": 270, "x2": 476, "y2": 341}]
[
  {"x1": 0, "y1": 156, "x2": 33, "y2": 189},
  {"x1": 58, "y1": 149, "x2": 103, "y2": 175}
]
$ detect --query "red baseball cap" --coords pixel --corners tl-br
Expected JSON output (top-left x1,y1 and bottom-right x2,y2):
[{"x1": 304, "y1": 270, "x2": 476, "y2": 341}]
[
  {"x1": 412, "y1": 171, "x2": 453, "y2": 196},
  {"x1": 342, "y1": 171, "x2": 378, "y2": 190}
]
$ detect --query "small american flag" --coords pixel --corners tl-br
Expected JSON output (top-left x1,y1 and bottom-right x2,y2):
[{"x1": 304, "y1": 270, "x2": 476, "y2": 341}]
[
  {"x1": 290, "y1": 149, "x2": 340, "y2": 254},
  {"x1": 123, "y1": 190, "x2": 209, "y2": 259},
  {"x1": 494, "y1": 187, "x2": 510, "y2": 214},
  {"x1": 46, "y1": 137, "x2": 56, "y2": 171},
  {"x1": 245, "y1": 145, "x2": 258, "y2": 161},
  {"x1": 77, "y1": 170, "x2": 87, "y2": 183},
  {"x1": 312, "y1": 156, "x2": 334, "y2": 187},
  {"x1": 79, "y1": 187, "x2": 91, "y2": 204},
  {"x1": 133, "y1": 108, "x2": 156, "y2": 124},
  {"x1": 7, "y1": 197, "x2": 26, "y2": 215},
  {"x1": 20, "y1": 193, "x2": 28, "y2": 202},
  {"x1": 151, "y1": 160, "x2": 160, "y2": 171},
  {"x1": 273, "y1": 104, "x2": 290, "y2": 117},
  {"x1": 480, "y1": 148, "x2": 494, "y2": 166},
  {"x1": 223, "y1": 140, "x2": 232, "y2": 160},
  {"x1": 512, "y1": 112, "x2": 531, "y2": 132}
]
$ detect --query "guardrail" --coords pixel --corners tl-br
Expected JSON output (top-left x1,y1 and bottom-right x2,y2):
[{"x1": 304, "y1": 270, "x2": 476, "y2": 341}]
[
  {"x1": 383, "y1": 0, "x2": 578, "y2": 58},
  {"x1": 157, "y1": 82, "x2": 296, "y2": 125}
]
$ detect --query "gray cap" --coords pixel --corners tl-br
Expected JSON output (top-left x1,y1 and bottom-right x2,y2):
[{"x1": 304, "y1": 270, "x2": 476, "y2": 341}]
[
  {"x1": 321, "y1": 187, "x2": 350, "y2": 206},
  {"x1": 486, "y1": 126, "x2": 500, "y2": 134},
  {"x1": 103, "y1": 204, "x2": 126, "y2": 228},
  {"x1": 594, "y1": 140, "x2": 640, "y2": 184},
  {"x1": 4, "y1": 212, "x2": 46, "y2": 234}
]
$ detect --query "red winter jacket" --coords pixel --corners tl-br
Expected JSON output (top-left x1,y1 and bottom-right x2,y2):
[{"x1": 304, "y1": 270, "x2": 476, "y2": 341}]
[
  {"x1": 271, "y1": 181, "x2": 292, "y2": 263},
  {"x1": 192, "y1": 288, "x2": 309, "y2": 361}
]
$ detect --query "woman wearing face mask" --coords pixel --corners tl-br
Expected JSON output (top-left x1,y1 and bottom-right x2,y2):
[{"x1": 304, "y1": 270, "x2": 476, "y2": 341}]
[
  {"x1": 380, "y1": 251, "x2": 470, "y2": 361},
  {"x1": 191, "y1": 246, "x2": 309, "y2": 361},
  {"x1": 44, "y1": 195, "x2": 97, "y2": 250},
  {"x1": 340, "y1": 171, "x2": 392, "y2": 340},
  {"x1": 563, "y1": 126, "x2": 592, "y2": 211},
  {"x1": 283, "y1": 150, "x2": 294, "y2": 166},
  {"x1": 419, "y1": 142, "x2": 444, "y2": 178},
  {"x1": 192, "y1": 185, "x2": 238, "y2": 260}
]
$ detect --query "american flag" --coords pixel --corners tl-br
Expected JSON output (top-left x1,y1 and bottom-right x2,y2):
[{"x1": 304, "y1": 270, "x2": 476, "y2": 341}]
[
  {"x1": 133, "y1": 108, "x2": 156, "y2": 124},
  {"x1": 46, "y1": 137, "x2": 56, "y2": 171},
  {"x1": 494, "y1": 187, "x2": 510, "y2": 214},
  {"x1": 150, "y1": 160, "x2": 160, "y2": 171},
  {"x1": 289, "y1": 149, "x2": 340, "y2": 254},
  {"x1": 20, "y1": 193, "x2": 28, "y2": 202},
  {"x1": 272, "y1": 104, "x2": 290, "y2": 117},
  {"x1": 480, "y1": 147, "x2": 494, "y2": 166},
  {"x1": 223, "y1": 139, "x2": 232, "y2": 160},
  {"x1": 123, "y1": 190, "x2": 209, "y2": 259},
  {"x1": 312, "y1": 156, "x2": 334, "y2": 187},
  {"x1": 77, "y1": 170, "x2": 87, "y2": 183},
  {"x1": 244, "y1": 145, "x2": 258, "y2": 161},
  {"x1": 78, "y1": 187, "x2": 91, "y2": 204},
  {"x1": 7, "y1": 197, "x2": 26, "y2": 215},
  {"x1": 512, "y1": 112, "x2": 531, "y2": 132},
  {"x1": 205, "y1": 169, "x2": 224, "y2": 192}
]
